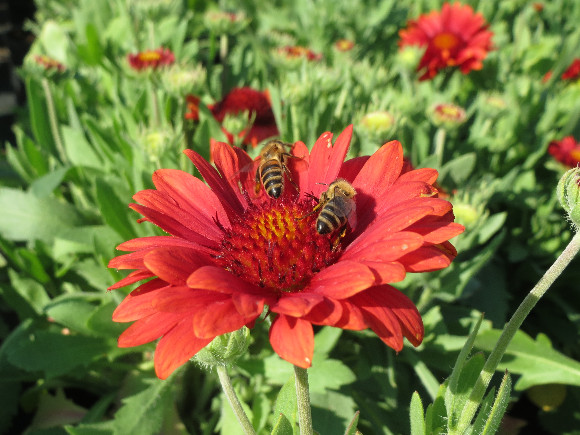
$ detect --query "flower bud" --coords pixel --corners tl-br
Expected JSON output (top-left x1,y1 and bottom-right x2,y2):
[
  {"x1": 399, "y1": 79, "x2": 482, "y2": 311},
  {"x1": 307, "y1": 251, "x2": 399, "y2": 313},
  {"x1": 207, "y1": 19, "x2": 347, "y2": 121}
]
[
  {"x1": 557, "y1": 167, "x2": 580, "y2": 228},
  {"x1": 429, "y1": 103, "x2": 467, "y2": 129},
  {"x1": 194, "y1": 327, "x2": 251, "y2": 368},
  {"x1": 527, "y1": 384, "x2": 566, "y2": 411}
]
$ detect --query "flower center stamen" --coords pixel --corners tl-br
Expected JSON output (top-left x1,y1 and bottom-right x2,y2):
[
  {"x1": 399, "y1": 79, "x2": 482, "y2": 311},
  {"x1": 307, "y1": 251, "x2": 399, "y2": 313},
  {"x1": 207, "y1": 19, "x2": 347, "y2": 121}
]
[
  {"x1": 217, "y1": 198, "x2": 342, "y2": 292},
  {"x1": 433, "y1": 32, "x2": 460, "y2": 51}
]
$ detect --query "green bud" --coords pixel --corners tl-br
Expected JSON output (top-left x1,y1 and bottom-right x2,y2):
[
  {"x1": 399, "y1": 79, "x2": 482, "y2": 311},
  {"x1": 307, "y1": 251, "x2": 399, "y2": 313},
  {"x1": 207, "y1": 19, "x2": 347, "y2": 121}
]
[
  {"x1": 194, "y1": 327, "x2": 251, "y2": 369},
  {"x1": 557, "y1": 167, "x2": 580, "y2": 229}
]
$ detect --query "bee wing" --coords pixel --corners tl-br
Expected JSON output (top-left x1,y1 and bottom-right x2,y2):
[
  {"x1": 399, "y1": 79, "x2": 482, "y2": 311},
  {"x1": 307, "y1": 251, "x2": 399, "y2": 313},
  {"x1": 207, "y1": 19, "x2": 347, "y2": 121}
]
[
  {"x1": 228, "y1": 159, "x2": 260, "y2": 195},
  {"x1": 347, "y1": 200, "x2": 357, "y2": 230}
]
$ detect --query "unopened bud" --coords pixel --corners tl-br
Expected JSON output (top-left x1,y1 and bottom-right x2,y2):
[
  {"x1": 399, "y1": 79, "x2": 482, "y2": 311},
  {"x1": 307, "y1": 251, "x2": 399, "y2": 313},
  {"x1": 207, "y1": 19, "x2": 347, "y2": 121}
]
[
  {"x1": 557, "y1": 167, "x2": 580, "y2": 229},
  {"x1": 194, "y1": 327, "x2": 251, "y2": 368}
]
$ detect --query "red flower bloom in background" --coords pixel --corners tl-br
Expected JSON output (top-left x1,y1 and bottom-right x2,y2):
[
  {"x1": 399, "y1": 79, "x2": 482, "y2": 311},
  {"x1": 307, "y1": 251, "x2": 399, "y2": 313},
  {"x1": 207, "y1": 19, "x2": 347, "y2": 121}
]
[
  {"x1": 33, "y1": 55, "x2": 66, "y2": 72},
  {"x1": 399, "y1": 2, "x2": 493, "y2": 80},
  {"x1": 335, "y1": 39, "x2": 355, "y2": 52},
  {"x1": 185, "y1": 87, "x2": 279, "y2": 147},
  {"x1": 543, "y1": 59, "x2": 580, "y2": 83},
  {"x1": 109, "y1": 126, "x2": 464, "y2": 379},
  {"x1": 128, "y1": 47, "x2": 175, "y2": 71},
  {"x1": 548, "y1": 136, "x2": 580, "y2": 167},
  {"x1": 278, "y1": 45, "x2": 322, "y2": 61},
  {"x1": 561, "y1": 58, "x2": 580, "y2": 81}
]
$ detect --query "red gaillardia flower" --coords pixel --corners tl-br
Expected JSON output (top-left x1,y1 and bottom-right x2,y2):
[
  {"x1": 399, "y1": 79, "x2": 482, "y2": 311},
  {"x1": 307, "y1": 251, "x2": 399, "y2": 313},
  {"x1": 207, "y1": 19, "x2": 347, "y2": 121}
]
[
  {"x1": 185, "y1": 87, "x2": 279, "y2": 147},
  {"x1": 278, "y1": 45, "x2": 322, "y2": 61},
  {"x1": 399, "y1": 2, "x2": 493, "y2": 80},
  {"x1": 335, "y1": 39, "x2": 355, "y2": 52},
  {"x1": 561, "y1": 58, "x2": 580, "y2": 81},
  {"x1": 33, "y1": 55, "x2": 66, "y2": 72},
  {"x1": 548, "y1": 136, "x2": 580, "y2": 167},
  {"x1": 108, "y1": 125, "x2": 464, "y2": 379},
  {"x1": 128, "y1": 47, "x2": 175, "y2": 71}
]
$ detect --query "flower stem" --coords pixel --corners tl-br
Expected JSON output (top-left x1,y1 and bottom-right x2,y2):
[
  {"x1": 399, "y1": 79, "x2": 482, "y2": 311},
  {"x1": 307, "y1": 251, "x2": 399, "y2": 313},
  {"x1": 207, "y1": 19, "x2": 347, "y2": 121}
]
[
  {"x1": 216, "y1": 365, "x2": 256, "y2": 435},
  {"x1": 434, "y1": 127, "x2": 446, "y2": 167},
  {"x1": 294, "y1": 366, "x2": 313, "y2": 435},
  {"x1": 41, "y1": 77, "x2": 67, "y2": 163},
  {"x1": 454, "y1": 231, "x2": 580, "y2": 433}
]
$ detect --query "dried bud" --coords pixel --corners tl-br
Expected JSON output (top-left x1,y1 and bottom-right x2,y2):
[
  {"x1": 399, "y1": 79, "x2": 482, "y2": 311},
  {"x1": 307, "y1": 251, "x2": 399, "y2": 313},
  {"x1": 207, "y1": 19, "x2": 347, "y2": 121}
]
[{"x1": 557, "y1": 167, "x2": 580, "y2": 229}]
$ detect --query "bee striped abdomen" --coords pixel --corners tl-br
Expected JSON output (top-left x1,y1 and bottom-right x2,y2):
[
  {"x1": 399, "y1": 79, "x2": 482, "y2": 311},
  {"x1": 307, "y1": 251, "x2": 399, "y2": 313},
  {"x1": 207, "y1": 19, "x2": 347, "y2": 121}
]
[
  {"x1": 261, "y1": 160, "x2": 284, "y2": 198},
  {"x1": 316, "y1": 200, "x2": 347, "y2": 234}
]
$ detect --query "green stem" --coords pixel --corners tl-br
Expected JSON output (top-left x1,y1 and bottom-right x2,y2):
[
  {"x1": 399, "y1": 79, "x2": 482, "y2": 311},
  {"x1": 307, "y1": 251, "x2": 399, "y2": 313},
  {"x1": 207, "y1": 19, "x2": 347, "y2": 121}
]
[
  {"x1": 41, "y1": 78, "x2": 67, "y2": 163},
  {"x1": 216, "y1": 365, "x2": 255, "y2": 435},
  {"x1": 294, "y1": 366, "x2": 313, "y2": 435},
  {"x1": 454, "y1": 231, "x2": 580, "y2": 433}
]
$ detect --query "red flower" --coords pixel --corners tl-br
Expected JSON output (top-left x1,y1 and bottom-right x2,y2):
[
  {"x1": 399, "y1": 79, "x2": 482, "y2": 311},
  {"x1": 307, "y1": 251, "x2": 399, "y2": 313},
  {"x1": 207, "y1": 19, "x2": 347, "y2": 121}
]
[
  {"x1": 128, "y1": 47, "x2": 175, "y2": 71},
  {"x1": 109, "y1": 126, "x2": 464, "y2": 379},
  {"x1": 185, "y1": 87, "x2": 279, "y2": 147},
  {"x1": 399, "y1": 2, "x2": 493, "y2": 80},
  {"x1": 335, "y1": 39, "x2": 355, "y2": 52},
  {"x1": 33, "y1": 55, "x2": 66, "y2": 72},
  {"x1": 278, "y1": 46, "x2": 322, "y2": 61},
  {"x1": 548, "y1": 136, "x2": 580, "y2": 167},
  {"x1": 561, "y1": 59, "x2": 580, "y2": 81}
]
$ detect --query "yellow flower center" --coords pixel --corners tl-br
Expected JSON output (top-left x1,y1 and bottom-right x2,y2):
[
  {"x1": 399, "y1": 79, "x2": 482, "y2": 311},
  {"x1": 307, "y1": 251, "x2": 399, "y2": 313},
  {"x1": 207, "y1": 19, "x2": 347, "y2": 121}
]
[
  {"x1": 138, "y1": 50, "x2": 162, "y2": 62},
  {"x1": 433, "y1": 32, "x2": 459, "y2": 50}
]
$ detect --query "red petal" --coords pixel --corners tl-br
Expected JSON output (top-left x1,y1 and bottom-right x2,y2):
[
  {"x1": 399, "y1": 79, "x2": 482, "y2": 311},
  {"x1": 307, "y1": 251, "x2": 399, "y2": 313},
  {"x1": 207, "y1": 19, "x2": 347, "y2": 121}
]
[
  {"x1": 186, "y1": 266, "x2": 263, "y2": 295},
  {"x1": 152, "y1": 169, "x2": 231, "y2": 234},
  {"x1": 338, "y1": 156, "x2": 369, "y2": 181},
  {"x1": 366, "y1": 285, "x2": 423, "y2": 347},
  {"x1": 306, "y1": 131, "x2": 334, "y2": 197},
  {"x1": 108, "y1": 269, "x2": 154, "y2": 290},
  {"x1": 144, "y1": 247, "x2": 213, "y2": 285},
  {"x1": 118, "y1": 312, "x2": 182, "y2": 347},
  {"x1": 231, "y1": 292, "x2": 267, "y2": 318},
  {"x1": 154, "y1": 319, "x2": 212, "y2": 379},
  {"x1": 344, "y1": 228, "x2": 426, "y2": 260},
  {"x1": 270, "y1": 293, "x2": 324, "y2": 316},
  {"x1": 362, "y1": 261, "x2": 407, "y2": 284},
  {"x1": 323, "y1": 125, "x2": 353, "y2": 185},
  {"x1": 407, "y1": 222, "x2": 464, "y2": 244},
  {"x1": 115, "y1": 236, "x2": 214, "y2": 255},
  {"x1": 112, "y1": 281, "x2": 171, "y2": 322},
  {"x1": 350, "y1": 291, "x2": 404, "y2": 351},
  {"x1": 269, "y1": 315, "x2": 314, "y2": 368},
  {"x1": 309, "y1": 260, "x2": 375, "y2": 299},
  {"x1": 211, "y1": 140, "x2": 252, "y2": 207},
  {"x1": 330, "y1": 299, "x2": 367, "y2": 330},
  {"x1": 396, "y1": 167, "x2": 439, "y2": 185},
  {"x1": 399, "y1": 244, "x2": 456, "y2": 272},
  {"x1": 151, "y1": 288, "x2": 225, "y2": 313},
  {"x1": 193, "y1": 298, "x2": 249, "y2": 338},
  {"x1": 303, "y1": 297, "x2": 344, "y2": 325}
]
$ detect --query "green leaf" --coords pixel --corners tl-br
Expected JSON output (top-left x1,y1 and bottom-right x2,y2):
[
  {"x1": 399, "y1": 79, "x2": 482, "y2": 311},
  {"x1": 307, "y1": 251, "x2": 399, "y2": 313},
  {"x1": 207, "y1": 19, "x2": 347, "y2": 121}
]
[
  {"x1": 38, "y1": 20, "x2": 70, "y2": 62},
  {"x1": 313, "y1": 326, "x2": 342, "y2": 356},
  {"x1": 310, "y1": 390, "x2": 357, "y2": 434},
  {"x1": 308, "y1": 358, "x2": 356, "y2": 393},
  {"x1": 475, "y1": 330, "x2": 580, "y2": 390},
  {"x1": 44, "y1": 294, "x2": 105, "y2": 335},
  {"x1": 470, "y1": 386, "x2": 496, "y2": 435},
  {"x1": 424, "y1": 383, "x2": 447, "y2": 435},
  {"x1": 113, "y1": 378, "x2": 175, "y2": 435},
  {"x1": 95, "y1": 178, "x2": 137, "y2": 240},
  {"x1": 480, "y1": 372, "x2": 511, "y2": 435},
  {"x1": 25, "y1": 77, "x2": 56, "y2": 154},
  {"x1": 61, "y1": 126, "x2": 104, "y2": 168},
  {"x1": 273, "y1": 374, "x2": 298, "y2": 434},
  {"x1": 29, "y1": 166, "x2": 70, "y2": 198},
  {"x1": 0, "y1": 188, "x2": 82, "y2": 242},
  {"x1": 6, "y1": 330, "x2": 110, "y2": 378},
  {"x1": 343, "y1": 411, "x2": 360, "y2": 435},
  {"x1": 271, "y1": 413, "x2": 294, "y2": 435},
  {"x1": 4, "y1": 269, "x2": 51, "y2": 318},
  {"x1": 0, "y1": 380, "x2": 20, "y2": 434},
  {"x1": 409, "y1": 392, "x2": 426, "y2": 435}
]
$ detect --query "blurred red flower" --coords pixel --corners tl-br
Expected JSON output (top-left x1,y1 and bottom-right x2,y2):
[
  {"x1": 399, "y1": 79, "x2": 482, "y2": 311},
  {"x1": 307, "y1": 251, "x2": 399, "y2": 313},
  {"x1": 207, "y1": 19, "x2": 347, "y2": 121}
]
[
  {"x1": 548, "y1": 136, "x2": 580, "y2": 167},
  {"x1": 185, "y1": 87, "x2": 279, "y2": 147},
  {"x1": 562, "y1": 59, "x2": 580, "y2": 81},
  {"x1": 335, "y1": 39, "x2": 355, "y2": 52},
  {"x1": 33, "y1": 55, "x2": 66, "y2": 72},
  {"x1": 128, "y1": 47, "x2": 175, "y2": 71},
  {"x1": 399, "y1": 2, "x2": 493, "y2": 80},
  {"x1": 278, "y1": 45, "x2": 322, "y2": 61},
  {"x1": 109, "y1": 126, "x2": 464, "y2": 379}
]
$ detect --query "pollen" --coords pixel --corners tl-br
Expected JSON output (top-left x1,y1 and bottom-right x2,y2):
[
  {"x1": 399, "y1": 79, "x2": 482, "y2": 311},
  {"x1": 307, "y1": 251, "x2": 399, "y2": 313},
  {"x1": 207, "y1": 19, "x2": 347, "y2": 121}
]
[
  {"x1": 217, "y1": 197, "x2": 342, "y2": 292},
  {"x1": 432, "y1": 32, "x2": 459, "y2": 51},
  {"x1": 139, "y1": 50, "x2": 162, "y2": 62}
]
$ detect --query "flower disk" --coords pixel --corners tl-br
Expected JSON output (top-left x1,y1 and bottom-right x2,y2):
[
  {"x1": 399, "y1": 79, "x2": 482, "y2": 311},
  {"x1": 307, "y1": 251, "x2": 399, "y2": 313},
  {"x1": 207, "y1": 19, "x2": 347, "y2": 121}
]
[
  {"x1": 399, "y1": 2, "x2": 493, "y2": 80},
  {"x1": 108, "y1": 125, "x2": 465, "y2": 379},
  {"x1": 217, "y1": 198, "x2": 341, "y2": 292}
]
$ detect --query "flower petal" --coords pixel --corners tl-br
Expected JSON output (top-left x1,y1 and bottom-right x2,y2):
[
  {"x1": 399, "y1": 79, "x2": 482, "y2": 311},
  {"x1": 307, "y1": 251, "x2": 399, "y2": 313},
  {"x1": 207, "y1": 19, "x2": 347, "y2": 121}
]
[
  {"x1": 186, "y1": 266, "x2": 265, "y2": 295},
  {"x1": 154, "y1": 319, "x2": 212, "y2": 379},
  {"x1": 118, "y1": 312, "x2": 182, "y2": 347},
  {"x1": 144, "y1": 247, "x2": 213, "y2": 286},
  {"x1": 398, "y1": 243, "x2": 457, "y2": 272},
  {"x1": 271, "y1": 293, "x2": 325, "y2": 316},
  {"x1": 309, "y1": 260, "x2": 375, "y2": 299},
  {"x1": 269, "y1": 315, "x2": 314, "y2": 368},
  {"x1": 112, "y1": 280, "x2": 171, "y2": 322},
  {"x1": 193, "y1": 298, "x2": 251, "y2": 338}
]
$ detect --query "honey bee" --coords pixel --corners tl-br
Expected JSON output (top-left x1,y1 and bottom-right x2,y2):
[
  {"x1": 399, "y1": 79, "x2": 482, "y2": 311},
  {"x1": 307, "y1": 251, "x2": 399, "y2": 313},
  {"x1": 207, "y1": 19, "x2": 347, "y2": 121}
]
[
  {"x1": 255, "y1": 140, "x2": 297, "y2": 199},
  {"x1": 311, "y1": 179, "x2": 357, "y2": 235}
]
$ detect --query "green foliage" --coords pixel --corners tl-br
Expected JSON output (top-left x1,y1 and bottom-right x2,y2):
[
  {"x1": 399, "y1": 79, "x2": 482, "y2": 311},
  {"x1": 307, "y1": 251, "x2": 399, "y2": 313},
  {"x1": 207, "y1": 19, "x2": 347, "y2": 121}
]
[{"x1": 2, "y1": 0, "x2": 580, "y2": 433}]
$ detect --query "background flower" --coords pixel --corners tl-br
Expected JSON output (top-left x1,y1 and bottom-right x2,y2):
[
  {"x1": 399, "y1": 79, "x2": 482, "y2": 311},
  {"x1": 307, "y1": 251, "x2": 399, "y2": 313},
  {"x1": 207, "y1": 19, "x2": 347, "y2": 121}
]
[
  {"x1": 127, "y1": 47, "x2": 175, "y2": 70},
  {"x1": 548, "y1": 136, "x2": 580, "y2": 167},
  {"x1": 109, "y1": 126, "x2": 463, "y2": 378},
  {"x1": 399, "y1": 2, "x2": 493, "y2": 80}
]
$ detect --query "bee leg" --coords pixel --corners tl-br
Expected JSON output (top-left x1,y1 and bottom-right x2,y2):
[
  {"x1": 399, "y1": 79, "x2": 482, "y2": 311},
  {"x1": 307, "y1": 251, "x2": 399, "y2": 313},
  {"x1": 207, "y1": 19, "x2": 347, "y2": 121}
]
[
  {"x1": 254, "y1": 168, "x2": 262, "y2": 195},
  {"x1": 331, "y1": 227, "x2": 347, "y2": 251},
  {"x1": 296, "y1": 201, "x2": 322, "y2": 220}
]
